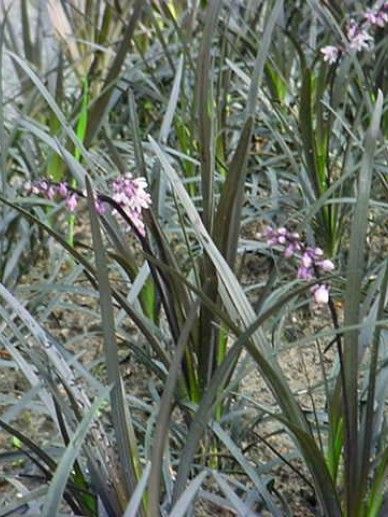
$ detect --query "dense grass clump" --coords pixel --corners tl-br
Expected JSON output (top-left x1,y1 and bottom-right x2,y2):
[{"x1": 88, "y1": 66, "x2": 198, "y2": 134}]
[{"x1": 0, "y1": 1, "x2": 387, "y2": 515}]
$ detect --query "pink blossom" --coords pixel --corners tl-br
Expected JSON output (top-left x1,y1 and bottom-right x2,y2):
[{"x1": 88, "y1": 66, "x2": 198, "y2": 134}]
[
  {"x1": 26, "y1": 174, "x2": 152, "y2": 236},
  {"x1": 297, "y1": 266, "x2": 313, "y2": 280},
  {"x1": 112, "y1": 191, "x2": 127, "y2": 206},
  {"x1": 32, "y1": 185, "x2": 41, "y2": 195},
  {"x1": 318, "y1": 259, "x2": 335, "y2": 272},
  {"x1": 301, "y1": 253, "x2": 313, "y2": 268},
  {"x1": 262, "y1": 226, "x2": 335, "y2": 305},
  {"x1": 321, "y1": 5, "x2": 388, "y2": 66},
  {"x1": 346, "y1": 20, "x2": 373, "y2": 52},
  {"x1": 111, "y1": 173, "x2": 152, "y2": 235},
  {"x1": 312, "y1": 284, "x2": 330, "y2": 305},
  {"x1": 66, "y1": 193, "x2": 78, "y2": 212},
  {"x1": 58, "y1": 182, "x2": 68, "y2": 197},
  {"x1": 284, "y1": 244, "x2": 296, "y2": 258},
  {"x1": 364, "y1": 7, "x2": 388, "y2": 27},
  {"x1": 95, "y1": 199, "x2": 108, "y2": 215},
  {"x1": 112, "y1": 174, "x2": 151, "y2": 212},
  {"x1": 308, "y1": 247, "x2": 323, "y2": 258},
  {"x1": 47, "y1": 186, "x2": 57, "y2": 200},
  {"x1": 265, "y1": 227, "x2": 300, "y2": 249},
  {"x1": 267, "y1": 237, "x2": 278, "y2": 246},
  {"x1": 265, "y1": 227, "x2": 277, "y2": 245},
  {"x1": 130, "y1": 211, "x2": 146, "y2": 237},
  {"x1": 321, "y1": 45, "x2": 340, "y2": 64},
  {"x1": 37, "y1": 180, "x2": 48, "y2": 193}
]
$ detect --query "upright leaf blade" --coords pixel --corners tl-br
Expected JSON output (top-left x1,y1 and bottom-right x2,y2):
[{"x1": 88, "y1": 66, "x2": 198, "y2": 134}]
[
  {"x1": 42, "y1": 387, "x2": 111, "y2": 517},
  {"x1": 85, "y1": 0, "x2": 144, "y2": 145},
  {"x1": 148, "y1": 299, "x2": 200, "y2": 515},
  {"x1": 342, "y1": 90, "x2": 383, "y2": 514},
  {"x1": 86, "y1": 177, "x2": 141, "y2": 510},
  {"x1": 169, "y1": 471, "x2": 208, "y2": 517},
  {"x1": 196, "y1": 0, "x2": 222, "y2": 232}
]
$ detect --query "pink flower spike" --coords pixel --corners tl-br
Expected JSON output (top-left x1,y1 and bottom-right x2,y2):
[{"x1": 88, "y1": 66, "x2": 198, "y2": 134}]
[
  {"x1": 312, "y1": 284, "x2": 330, "y2": 305},
  {"x1": 110, "y1": 173, "x2": 151, "y2": 235},
  {"x1": 66, "y1": 193, "x2": 78, "y2": 212},
  {"x1": 321, "y1": 45, "x2": 340, "y2": 64}
]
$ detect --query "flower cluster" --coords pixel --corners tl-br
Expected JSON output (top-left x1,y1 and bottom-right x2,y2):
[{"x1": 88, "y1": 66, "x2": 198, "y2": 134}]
[
  {"x1": 26, "y1": 173, "x2": 152, "y2": 237},
  {"x1": 365, "y1": 3, "x2": 388, "y2": 26},
  {"x1": 320, "y1": 2, "x2": 388, "y2": 65},
  {"x1": 263, "y1": 227, "x2": 335, "y2": 305},
  {"x1": 111, "y1": 174, "x2": 152, "y2": 236},
  {"x1": 28, "y1": 179, "x2": 80, "y2": 213}
]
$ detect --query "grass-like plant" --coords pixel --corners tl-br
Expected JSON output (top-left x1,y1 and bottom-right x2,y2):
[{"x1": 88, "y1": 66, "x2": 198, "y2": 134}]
[{"x1": 0, "y1": 1, "x2": 387, "y2": 516}]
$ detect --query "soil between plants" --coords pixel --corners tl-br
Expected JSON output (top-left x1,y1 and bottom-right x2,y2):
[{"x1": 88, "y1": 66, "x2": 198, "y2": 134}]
[{"x1": 1, "y1": 214, "x2": 386, "y2": 515}]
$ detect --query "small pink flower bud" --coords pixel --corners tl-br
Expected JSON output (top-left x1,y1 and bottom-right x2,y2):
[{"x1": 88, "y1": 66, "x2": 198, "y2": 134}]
[
  {"x1": 301, "y1": 253, "x2": 313, "y2": 268},
  {"x1": 39, "y1": 180, "x2": 48, "y2": 192},
  {"x1": 284, "y1": 244, "x2": 295, "y2": 258},
  {"x1": 321, "y1": 45, "x2": 340, "y2": 64},
  {"x1": 58, "y1": 182, "x2": 68, "y2": 197},
  {"x1": 66, "y1": 193, "x2": 78, "y2": 212},
  {"x1": 95, "y1": 199, "x2": 107, "y2": 215},
  {"x1": 47, "y1": 186, "x2": 56, "y2": 200},
  {"x1": 318, "y1": 259, "x2": 335, "y2": 272},
  {"x1": 297, "y1": 266, "x2": 313, "y2": 280},
  {"x1": 312, "y1": 284, "x2": 329, "y2": 305},
  {"x1": 313, "y1": 247, "x2": 323, "y2": 257}
]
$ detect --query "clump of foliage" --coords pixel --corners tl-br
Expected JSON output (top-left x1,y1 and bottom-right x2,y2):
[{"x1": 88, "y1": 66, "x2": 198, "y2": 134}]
[{"x1": 0, "y1": 1, "x2": 387, "y2": 516}]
